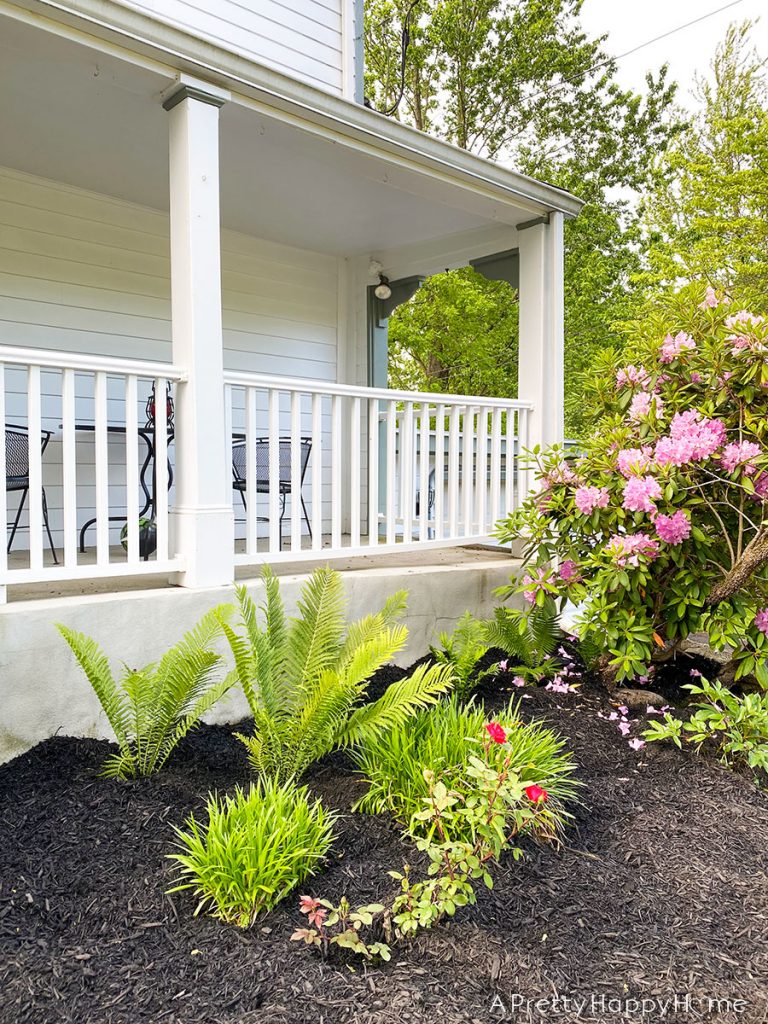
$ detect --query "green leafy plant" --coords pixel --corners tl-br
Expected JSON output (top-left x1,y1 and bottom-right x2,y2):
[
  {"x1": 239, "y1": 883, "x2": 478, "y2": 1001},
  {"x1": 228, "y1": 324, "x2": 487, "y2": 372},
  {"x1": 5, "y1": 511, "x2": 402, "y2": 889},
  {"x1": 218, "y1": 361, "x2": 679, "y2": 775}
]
[
  {"x1": 353, "y1": 697, "x2": 578, "y2": 841},
  {"x1": 483, "y1": 596, "x2": 562, "y2": 681},
  {"x1": 292, "y1": 896, "x2": 392, "y2": 961},
  {"x1": 58, "y1": 614, "x2": 231, "y2": 779},
  {"x1": 168, "y1": 779, "x2": 336, "y2": 927},
  {"x1": 430, "y1": 612, "x2": 490, "y2": 700},
  {"x1": 216, "y1": 567, "x2": 452, "y2": 782},
  {"x1": 295, "y1": 718, "x2": 575, "y2": 959},
  {"x1": 644, "y1": 677, "x2": 768, "y2": 778}
]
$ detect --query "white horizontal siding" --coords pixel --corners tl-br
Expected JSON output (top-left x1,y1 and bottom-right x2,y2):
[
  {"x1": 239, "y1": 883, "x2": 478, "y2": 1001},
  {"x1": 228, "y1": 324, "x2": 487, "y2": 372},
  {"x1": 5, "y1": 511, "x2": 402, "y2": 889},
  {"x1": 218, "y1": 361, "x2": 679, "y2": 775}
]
[
  {"x1": 0, "y1": 167, "x2": 339, "y2": 548},
  {"x1": 113, "y1": 0, "x2": 345, "y2": 95}
]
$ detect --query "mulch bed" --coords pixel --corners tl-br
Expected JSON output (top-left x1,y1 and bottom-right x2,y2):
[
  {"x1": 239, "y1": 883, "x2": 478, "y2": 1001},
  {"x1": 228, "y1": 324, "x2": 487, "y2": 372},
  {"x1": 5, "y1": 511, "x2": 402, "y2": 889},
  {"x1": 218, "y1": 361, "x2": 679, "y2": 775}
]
[{"x1": 2, "y1": 659, "x2": 768, "y2": 1024}]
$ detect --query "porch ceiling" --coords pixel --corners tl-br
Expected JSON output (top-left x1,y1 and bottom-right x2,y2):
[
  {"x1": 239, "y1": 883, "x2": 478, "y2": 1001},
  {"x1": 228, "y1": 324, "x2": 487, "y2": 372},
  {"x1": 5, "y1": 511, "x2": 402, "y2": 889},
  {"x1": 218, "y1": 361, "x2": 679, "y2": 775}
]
[{"x1": 0, "y1": 11, "x2": 563, "y2": 257}]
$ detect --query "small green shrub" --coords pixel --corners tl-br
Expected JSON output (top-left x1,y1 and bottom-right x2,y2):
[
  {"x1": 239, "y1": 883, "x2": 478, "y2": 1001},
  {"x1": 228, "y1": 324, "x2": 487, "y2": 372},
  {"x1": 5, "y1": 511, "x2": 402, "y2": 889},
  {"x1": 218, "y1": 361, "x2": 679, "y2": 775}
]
[
  {"x1": 644, "y1": 676, "x2": 768, "y2": 778},
  {"x1": 430, "y1": 612, "x2": 490, "y2": 700},
  {"x1": 58, "y1": 613, "x2": 231, "y2": 779},
  {"x1": 352, "y1": 697, "x2": 578, "y2": 840},
  {"x1": 483, "y1": 597, "x2": 561, "y2": 681},
  {"x1": 215, "y1": 567, "x2": 452, "y2": 782},
  {"x1": 168, "y1": 779, "x2": 336, "y2": 927}
]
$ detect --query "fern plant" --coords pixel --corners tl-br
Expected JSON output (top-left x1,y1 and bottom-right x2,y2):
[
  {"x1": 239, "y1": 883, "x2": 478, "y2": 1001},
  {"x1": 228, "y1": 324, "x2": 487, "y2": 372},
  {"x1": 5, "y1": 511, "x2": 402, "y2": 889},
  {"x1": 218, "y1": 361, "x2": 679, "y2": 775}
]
[
  {"x1": 58, "y1": 612, "x2": 231, "y2": 779},
  {"x1": 483, "y1": 596, "x2": 562, "y2": 681},
  {"x1": 431, "y1": 611, "x2": 491, "y2": 700},
  {"x1": 215, "y1": 567, "x2": 452, "y2": 782}
]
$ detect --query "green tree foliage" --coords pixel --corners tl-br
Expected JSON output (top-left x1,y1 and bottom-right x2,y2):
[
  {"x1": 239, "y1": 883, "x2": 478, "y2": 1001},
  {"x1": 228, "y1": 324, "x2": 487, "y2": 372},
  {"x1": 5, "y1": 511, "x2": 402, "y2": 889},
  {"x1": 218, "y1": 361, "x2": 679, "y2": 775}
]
[
  {"x1": 365, "y1": 0, "x2": 680, "y2": 436},
  {"x1": 644, "y1": 22, "x2": 768, "y2": 293}
]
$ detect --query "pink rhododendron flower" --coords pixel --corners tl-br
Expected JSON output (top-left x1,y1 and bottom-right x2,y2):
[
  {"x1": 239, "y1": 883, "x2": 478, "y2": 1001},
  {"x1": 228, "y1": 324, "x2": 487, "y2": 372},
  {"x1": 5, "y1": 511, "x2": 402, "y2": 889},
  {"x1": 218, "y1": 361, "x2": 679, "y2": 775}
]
[
  {"x1": 659, "y1": 331, "x2": 696, "y2": 363},
  {"x1": 616, "y1": 364, "x2": 650, "y2": 390},
  {"x1": 629, "y1": 391, "x2": 663, "y2": 422},
  {"x1": 753, "y1": 474, "x2": 768, "y2": 501},
  {"x1": 605, "y1": 533, "x2": 660, "y2": 568},
  {"x1": 617, "y1": 447, "x2": 653, "y2": 478},
  {"x1": 622, "y1": 475, "x2": 662, "y2": 514},
  {"x1": 542, "y1": 461, "x2": 578, "y2": 487},
  {"x1": 628, "y1": 738, "x2": 646, "y2": 751},
  {"x1": 485, "y1": 722, "x2": 507, "y2": 744},
  {"x1": 655, "y1": 510, "x2": 691, "y2": 545},
  {"x1": 618, "y1": 720, "x2": 632, "y2": 736},
  {"x1": 574, "y1": 485, "x2": 609, "y2": 515},
  {"x1": 721, "y1": 440, "x2": 761, "y2": 474},
  {"x1": 754, "y1": 608, "x2": 768, "y2": 637},
  {"x1": 698, "y1": 286, "x2": 722, "y2": 309},
  {"x1": 690, "y1": 371, "x2": 703, "y2": 383},
  {"x1": 545, "y1": 677, "x2": 577, "y2": 694},
  {"x1": 511, "y1": 675, "x2": 527, "y2": 688},
  {"x1": 522, "y1": 567, "x2": 549, "y2": 604},
  {"x1": 558, "y1": 559, "x2": 580, "y2": 581},
  {"x1": 654, "y1": 411, "x2": 726, "y2": 467},
  {"x1": 725, "y1": 310, "x2": 764, "y2": 330}
]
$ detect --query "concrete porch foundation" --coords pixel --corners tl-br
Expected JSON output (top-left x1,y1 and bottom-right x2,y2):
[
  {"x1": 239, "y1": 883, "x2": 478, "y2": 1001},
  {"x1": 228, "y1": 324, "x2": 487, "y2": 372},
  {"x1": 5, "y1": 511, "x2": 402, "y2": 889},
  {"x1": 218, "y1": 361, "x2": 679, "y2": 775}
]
[{"x1": 0, "y1": 547, "x2": 520, "y2": 765}]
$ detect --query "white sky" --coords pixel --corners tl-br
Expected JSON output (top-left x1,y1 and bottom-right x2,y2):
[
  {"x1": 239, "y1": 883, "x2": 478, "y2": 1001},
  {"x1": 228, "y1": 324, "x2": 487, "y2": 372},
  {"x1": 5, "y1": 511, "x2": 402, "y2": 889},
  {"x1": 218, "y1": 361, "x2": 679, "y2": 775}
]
[{"x1": 580, "y1": 0, "x2": 768, "y2": 103}]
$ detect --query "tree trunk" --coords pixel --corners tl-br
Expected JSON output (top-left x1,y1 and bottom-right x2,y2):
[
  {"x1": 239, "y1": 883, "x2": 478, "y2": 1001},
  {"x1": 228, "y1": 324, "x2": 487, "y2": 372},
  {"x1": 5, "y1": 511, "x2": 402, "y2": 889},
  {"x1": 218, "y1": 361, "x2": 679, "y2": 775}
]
[{"x1": 706, "y1": 530, "x2": 768, "y2": 606}]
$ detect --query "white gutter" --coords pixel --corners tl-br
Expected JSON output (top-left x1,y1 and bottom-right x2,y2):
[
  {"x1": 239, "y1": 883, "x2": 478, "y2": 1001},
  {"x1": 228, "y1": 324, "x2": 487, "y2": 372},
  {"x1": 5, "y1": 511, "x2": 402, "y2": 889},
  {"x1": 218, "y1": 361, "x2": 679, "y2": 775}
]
[{"x1": 4, "y1": 0, "x2": 584, "y2": 219}]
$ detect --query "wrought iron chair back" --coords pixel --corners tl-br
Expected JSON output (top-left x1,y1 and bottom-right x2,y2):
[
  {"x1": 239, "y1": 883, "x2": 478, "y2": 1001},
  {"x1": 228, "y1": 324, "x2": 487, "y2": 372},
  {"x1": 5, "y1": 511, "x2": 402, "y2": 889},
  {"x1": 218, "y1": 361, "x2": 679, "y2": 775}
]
[
  {"x1": 5, "y1": 424, "x2": 58, "y2": 563},
  {"x1": 231, "y1": 437, "x2": 313, "y2": 549}
]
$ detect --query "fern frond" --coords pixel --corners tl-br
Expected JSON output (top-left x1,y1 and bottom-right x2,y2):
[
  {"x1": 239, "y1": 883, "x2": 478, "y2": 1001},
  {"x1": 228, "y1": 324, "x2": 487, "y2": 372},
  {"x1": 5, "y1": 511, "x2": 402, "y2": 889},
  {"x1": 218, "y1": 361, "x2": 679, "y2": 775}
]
[
  {"x1": 56, "y1": 626, "x2": 131, "y2": 747},
  {"x1": 286, "y1": 568, "x2": 346, "y2": 691},
  {"x1": 338, "y1": 663, "x2": 453, "y2": 749},
  {"x1": 337, "y1": 590, "x2": 407, "y2": 674},
  {"x1": 483, "y1": 608, "x2": 536, "y2": 665}
]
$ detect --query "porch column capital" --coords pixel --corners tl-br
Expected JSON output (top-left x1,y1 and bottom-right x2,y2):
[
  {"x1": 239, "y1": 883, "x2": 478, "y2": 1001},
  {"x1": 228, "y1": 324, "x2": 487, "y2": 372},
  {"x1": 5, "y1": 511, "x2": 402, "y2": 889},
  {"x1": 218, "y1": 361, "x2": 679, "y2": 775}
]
[{"x1": 162, "y1": 74, "x2": 231, "y2": 112}]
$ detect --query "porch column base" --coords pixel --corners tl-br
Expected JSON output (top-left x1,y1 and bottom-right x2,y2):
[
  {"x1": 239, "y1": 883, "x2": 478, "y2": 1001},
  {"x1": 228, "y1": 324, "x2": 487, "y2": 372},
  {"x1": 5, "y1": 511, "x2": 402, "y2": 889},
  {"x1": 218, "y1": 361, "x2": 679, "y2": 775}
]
[{"x1": 169, "y1": 504, "x2": 234, "y2": 590}]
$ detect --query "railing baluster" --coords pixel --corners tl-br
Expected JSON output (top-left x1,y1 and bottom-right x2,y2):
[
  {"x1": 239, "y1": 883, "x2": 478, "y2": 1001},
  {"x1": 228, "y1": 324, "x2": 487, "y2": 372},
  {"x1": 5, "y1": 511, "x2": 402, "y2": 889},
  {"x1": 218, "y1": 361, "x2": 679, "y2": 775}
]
[
  {"x1": 367, "y1": 397, "x2": 379, "y2": 547},
  {"x1": 462, "y1": 405, "x2": 476, "y2": 538},
  {"x1": 401, "y1": 401, "x2": 414, "y2": 543},
  {"x1": 94, "y1": 370, "x2": 109, "y2": 567},
  {"x1": 154, "y1": 377, "x2": 168, "y2": 563},
  {"x1": 124, "y1": 374, "x2": 139, "y2": 565},
  {"x1": 311, "y1": 392, "x2": 322, "y2": 550},
  {"x1": 350, "y1": 396, "x2": 361, "y2": 548},
  {"x1": 268, "y1": 388, "x2": 280, "y2": 554},
  {"x1": 475, "y1": 407, "x2": 488, "y2": 535},
  {"x1": 0, "y1": 366, "x2": 6, "y2": 594},
  {"x1": 490, "y1": 407, "x2": 502, "y2": 531},
  {"x1": 447, "y1": 404, "x2": 460, "y2": 539},
  {"x1": 505, "y1": 405, "x2": 515, "y2": 514},
  {"x1": 290, "y1": 391, "x2": 302, "y2": 552},
  {"x1": 386, "y1": 399, "x2": 397, "y2": 545},
  {"x1": 26, "y1": 365, "x2": 44, "y2": 571},
  {"x1": 418, "y1": 402, "x2": 429, "y2": 542},
  {"x1": 331, "y1": 394, "x2": 342, "y2": 550},
  {"x1": 434, "y1": 403, "x2": 445, "y2": 541},
  {"x1": 245, "y1": 385, "x2": 258, "y2": 556},
  {"x1": 62, "y1": 369, "x2": 78, "y2": 567}
]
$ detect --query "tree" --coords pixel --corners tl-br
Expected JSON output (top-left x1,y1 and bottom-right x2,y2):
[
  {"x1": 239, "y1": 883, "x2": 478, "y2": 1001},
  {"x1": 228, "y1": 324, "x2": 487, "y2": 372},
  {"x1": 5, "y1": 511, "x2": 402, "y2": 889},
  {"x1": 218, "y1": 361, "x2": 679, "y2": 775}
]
[
  {"x1": 643, "y1": 22, "x2": 768, "y2": 292},
  {"x1": 364, "y1": 0, "x2": 681, "y2": 436}
]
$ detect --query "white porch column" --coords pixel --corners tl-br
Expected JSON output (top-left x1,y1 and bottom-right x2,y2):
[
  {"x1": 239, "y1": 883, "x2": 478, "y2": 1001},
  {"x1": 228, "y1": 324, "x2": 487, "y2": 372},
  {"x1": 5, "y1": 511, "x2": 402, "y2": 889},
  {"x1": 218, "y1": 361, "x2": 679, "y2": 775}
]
[
  {"x1": 163, "y1": 78, "x2": 234, "y2": 589},
  {"x1": 517, "y1": 212, "x2": 565, "y2": 451}
]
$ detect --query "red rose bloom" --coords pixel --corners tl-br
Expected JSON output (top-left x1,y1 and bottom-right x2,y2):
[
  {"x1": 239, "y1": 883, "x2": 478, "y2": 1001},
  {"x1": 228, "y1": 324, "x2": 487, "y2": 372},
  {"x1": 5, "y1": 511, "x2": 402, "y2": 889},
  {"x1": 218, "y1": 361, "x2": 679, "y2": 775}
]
[
  {"x1": 525, "y1": 784, "x2": 548, "y2": 804},
  {"x1": 485, "y1": 722, "x2": 507, "y2": 744}
]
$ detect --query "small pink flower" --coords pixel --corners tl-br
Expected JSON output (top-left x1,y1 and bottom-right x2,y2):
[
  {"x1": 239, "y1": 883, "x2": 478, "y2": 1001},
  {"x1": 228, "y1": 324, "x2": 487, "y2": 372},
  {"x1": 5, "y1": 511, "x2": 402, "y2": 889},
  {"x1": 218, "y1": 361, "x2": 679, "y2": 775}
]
[
  {"x1": 622, "y1": 475, "x2": 662, "y2": 514},
  {"x1": 698, "y1": 286, "x2": 719, "y2": 309},
  {"x1": 522, "y1": 567, "x2": 549, "y2": 604},
  {"x1": 655, "y1": 510, "x2": 691, "y2": 545},
  {"x1": 558, "y1": 559, "x2": 580, "y2": 582},
  {"x1": 659, "y1": 331, "x2": 696, "y2": 363},
  {"x1": 628, "y1": 738, "x2": 646, "y2": 751},
  {"x1": 618, "y1": 720, "x2": 632, "y2": 736},
  {"x1": 511, "y1": 675, "x2": 527, "y2": 688},
  {"x1": 605, "y1": 533, "x2": 660, "y2": 568},
  {"x1": 646, "y1": 705, "x2": 663, "y2": 715},
  {"x1": 617, "y1": 705, "x2": 629, "y2": 715},
  {"x1": 754, "y1": 607, "x2": 768, "y2": 637},
  {"x1": 689, "y1": 371, "x2": 703, "y2": 383},
  {"x1": 616, "y1": 365, "x2": 650, "y2": 390},
  {"x1": 721, "y1": 441, "x2": 761, "y2": 474},
  {"x1": 629, "y1": 391, "x2": 663, "y2": 422},
  {"x1": 617, "y1": 448, "x2": 654, "y2": 478},
  {"x1": 574, "y1": 485, "x2": 610, "y2": 515}
]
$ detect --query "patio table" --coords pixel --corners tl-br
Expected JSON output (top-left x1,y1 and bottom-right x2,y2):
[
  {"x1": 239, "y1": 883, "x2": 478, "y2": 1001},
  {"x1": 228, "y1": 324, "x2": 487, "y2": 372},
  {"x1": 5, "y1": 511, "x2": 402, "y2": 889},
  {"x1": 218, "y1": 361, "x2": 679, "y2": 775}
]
[{"x1": 71, "y1": 423, "x2": 175, "y2": 554}]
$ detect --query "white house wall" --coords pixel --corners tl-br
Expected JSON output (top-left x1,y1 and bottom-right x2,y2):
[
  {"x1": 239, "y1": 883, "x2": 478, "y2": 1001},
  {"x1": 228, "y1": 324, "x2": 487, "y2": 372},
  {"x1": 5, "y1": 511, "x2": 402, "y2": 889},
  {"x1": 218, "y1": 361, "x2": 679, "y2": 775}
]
[
  {"x1": 0, "y1": 166, "x2": 340, "y2": 548},
  {"x1": 112, "y1": 0, "x2": 346, "y2": 96}
]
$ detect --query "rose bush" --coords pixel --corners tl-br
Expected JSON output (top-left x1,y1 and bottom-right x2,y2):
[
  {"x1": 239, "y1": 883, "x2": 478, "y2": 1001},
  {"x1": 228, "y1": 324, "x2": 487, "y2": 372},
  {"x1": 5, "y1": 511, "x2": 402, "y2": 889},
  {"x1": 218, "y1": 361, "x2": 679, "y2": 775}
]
[{"x1": 497, "y1": 283, "x2": 768, "y2": 685}]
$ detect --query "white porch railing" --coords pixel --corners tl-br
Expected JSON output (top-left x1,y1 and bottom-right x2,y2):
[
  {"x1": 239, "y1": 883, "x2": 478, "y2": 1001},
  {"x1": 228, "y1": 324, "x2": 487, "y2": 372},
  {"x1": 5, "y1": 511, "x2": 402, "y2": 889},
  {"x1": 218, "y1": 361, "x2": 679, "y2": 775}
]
[
  {"x1": 224, "y1": 372, "x2": 531, "y2": 564},
  {"x1": 0, "y1": 346, "x2": 187, "y2": 592}
]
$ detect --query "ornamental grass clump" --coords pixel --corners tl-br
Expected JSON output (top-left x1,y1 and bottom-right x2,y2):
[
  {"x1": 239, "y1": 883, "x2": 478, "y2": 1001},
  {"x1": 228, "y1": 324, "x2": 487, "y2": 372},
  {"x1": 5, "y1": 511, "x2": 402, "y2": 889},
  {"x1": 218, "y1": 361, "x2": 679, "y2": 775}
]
[
  {"x1": 215, "y1": 567, "x2": 452, "y2": 783},
  {"x1": 352, "y1": 696, "x2": 578, "y2": 842},
  {"x1": 57, "y1": 612, "x2": 231, "y2": 779},
  {"x1": 168, "y1": 779, "x2": 336, "y2": 927},
  {"x1": 497, "y1": 283, "x2": 768, "y2": 687}
]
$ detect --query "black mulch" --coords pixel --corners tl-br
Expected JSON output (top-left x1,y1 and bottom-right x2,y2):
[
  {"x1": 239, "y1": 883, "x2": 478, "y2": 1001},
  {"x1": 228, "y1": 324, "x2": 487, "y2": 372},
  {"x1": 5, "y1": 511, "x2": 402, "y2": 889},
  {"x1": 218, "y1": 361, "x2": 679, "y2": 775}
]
[{"x1": 2, "y1": 663, "x2": 768, "y2": 1024}]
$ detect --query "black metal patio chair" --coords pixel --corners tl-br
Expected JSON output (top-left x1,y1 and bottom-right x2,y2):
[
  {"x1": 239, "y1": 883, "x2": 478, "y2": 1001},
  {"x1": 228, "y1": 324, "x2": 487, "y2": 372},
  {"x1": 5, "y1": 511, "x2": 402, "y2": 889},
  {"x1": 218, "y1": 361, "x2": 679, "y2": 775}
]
[
  {"x1": 232, "y1": 436, "x2": 312, "y2": 550},
  {"x1": 6, "y1": 425, "x2": 59, "y2": 564}
]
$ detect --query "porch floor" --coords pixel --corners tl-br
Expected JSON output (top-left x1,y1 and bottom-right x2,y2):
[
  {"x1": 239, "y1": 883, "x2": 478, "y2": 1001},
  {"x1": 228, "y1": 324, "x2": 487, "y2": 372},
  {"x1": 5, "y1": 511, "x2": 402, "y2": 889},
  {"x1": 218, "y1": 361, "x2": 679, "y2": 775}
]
[{"x1": 5, "y1": 540, "x2": 515, "y2": 603}]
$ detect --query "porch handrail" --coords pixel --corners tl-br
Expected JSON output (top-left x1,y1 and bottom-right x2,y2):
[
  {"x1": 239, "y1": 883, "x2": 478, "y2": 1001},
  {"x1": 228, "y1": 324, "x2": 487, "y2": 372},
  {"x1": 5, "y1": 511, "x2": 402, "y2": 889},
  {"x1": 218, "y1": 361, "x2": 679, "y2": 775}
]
[
  {"x1": 223, "y1": 370, "x2": 532, "y2": 410},
  {"x1": 0, "y1": 345, "x2": 187, "y2": 381}
]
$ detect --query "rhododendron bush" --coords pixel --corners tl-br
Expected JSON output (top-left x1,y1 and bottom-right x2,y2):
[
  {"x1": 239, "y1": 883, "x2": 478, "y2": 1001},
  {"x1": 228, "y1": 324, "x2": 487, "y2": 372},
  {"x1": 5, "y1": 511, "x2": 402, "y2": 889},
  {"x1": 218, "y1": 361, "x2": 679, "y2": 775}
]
[{"x1": 497, "y1": 285, "x2": 768, "y2": 685}]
